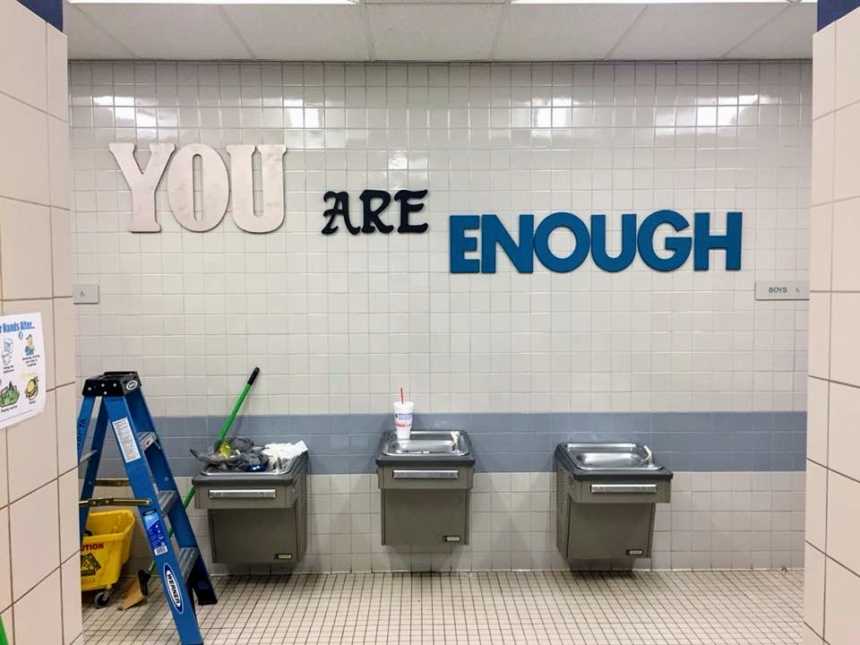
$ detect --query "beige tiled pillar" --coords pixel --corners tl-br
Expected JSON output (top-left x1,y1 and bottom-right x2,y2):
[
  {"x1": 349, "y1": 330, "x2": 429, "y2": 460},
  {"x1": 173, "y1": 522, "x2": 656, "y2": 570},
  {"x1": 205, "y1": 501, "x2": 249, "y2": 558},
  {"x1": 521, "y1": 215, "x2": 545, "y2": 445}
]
[
  {"x1": 0, "y1": 2, "x2": 81, "y2": 644},
  {"x1": 806, "y1": 7, "x2": 860, "y2": 645}
]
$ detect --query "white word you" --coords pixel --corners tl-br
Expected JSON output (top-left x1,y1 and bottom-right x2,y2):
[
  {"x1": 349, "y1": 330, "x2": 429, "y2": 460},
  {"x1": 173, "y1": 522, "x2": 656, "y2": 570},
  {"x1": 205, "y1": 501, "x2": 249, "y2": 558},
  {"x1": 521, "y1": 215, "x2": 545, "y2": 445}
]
[{"x1": 109, "y1": 143, "x2": 286, "y2": 233}]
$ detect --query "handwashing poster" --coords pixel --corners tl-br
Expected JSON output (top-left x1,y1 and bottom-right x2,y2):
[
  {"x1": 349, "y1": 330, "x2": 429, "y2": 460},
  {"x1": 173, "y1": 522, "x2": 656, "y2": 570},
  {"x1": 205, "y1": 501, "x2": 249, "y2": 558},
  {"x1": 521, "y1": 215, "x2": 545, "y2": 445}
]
[{"x1": 0, "y1": 313, "x2": 46, "y2": 429}]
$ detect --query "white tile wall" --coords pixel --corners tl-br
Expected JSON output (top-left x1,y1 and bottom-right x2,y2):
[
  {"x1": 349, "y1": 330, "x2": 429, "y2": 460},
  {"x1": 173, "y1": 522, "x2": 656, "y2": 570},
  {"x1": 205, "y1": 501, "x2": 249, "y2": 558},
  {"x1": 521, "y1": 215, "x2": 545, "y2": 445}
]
[
  {"x1": 812, "y1": 26, "x2": 834, "y2": 120},
  {"x1": 0, "y1": 199, "x2": 53, "y2": 300},
  {"x1": 829, "y1": 293, "x2": 860, "y2": 384},
  {"x1": 833, "y1": 9, "x2": 860, "y2": 109},
  {"x1": 804, "y1": 461, "x2": 826, "y2": 550},
  {"x1": 807, "y1": 7, "x2": 860, "y2": 645},
  {"x1": 54, "y1": 384, "x2": 78, "y2": 475},
  {"x1": 51, "y1": 209, "x2": 73, "y2": 298},
  {"x1": 9, "y1": 482, "x2": 59, "y2": 601},
  {"x1": 0, "y1": 5, "x2": 79, "y2": 644},
  {"x1": 0, "y1": 1, "x2": 47, "y2": 112},
  {"x1": 0, "y1": 439, "x2": 6, "y2": 509},
  {"x1": 58, "y1": 471, "x2": 79, "y2": 562},
  {"x1": 12, "y1": 571, "x2": 62, "y2": 645},
  {"x1": 805, "y1": 376, "x2": 827, "y2": 465},
  {"x1": 152, "y1": 470, "x2": 803, "y2": 576},
  {"x1": 52, "y1": 298, "x2": 76, "y2": 386},
  {"x1": 0, "y1": 93, "x2": 49, "y2": 205},
  {"x1": 827, "y1": 382, "x2": 860, "y2": 480},
  {"x1": 824, "y1": 557, "x2": 860, "y2": 645},
  {"x1": 48, "y1": 116, "x2": 70, "y2": 210},
  {"x1": 803, "y1": 618, "x2": 823, "y2": 642},
  {"x1": 59, "y1": 556, "x2": 81, "y2": 645},
  {"x1": 825, "y1": 471, "x2": 860, "y2": 575},
  {"x1": 6, "y1": 393, "x2": 57, "y2": 503},
  {"x1": 45, "y1": 28, "x2": 68, "y2": 123},
  {"x1": 808, "y1": 203, "x2": 831, "y2": 291},
  {"x1": 810, "y1": 112, "x2": 833, "y2": 205},
  {"x1": 68, "y1": 60, "x2": 810, "y2": 417},
  {"x1": 0, "y1": 509, "x2": 10, "y2": 612},
  {"x1": 806, "y1": 293, "x2": 829, "y2": 379},
  {"x1": 833, "y1": 102, "x2": 860, "y2": 200},
  {"x1": 803, "y1": 543, "x2": 825, "y2": 635},
  {"x1": 831, "y1": 198, "x2": 860, "y2": 290}
]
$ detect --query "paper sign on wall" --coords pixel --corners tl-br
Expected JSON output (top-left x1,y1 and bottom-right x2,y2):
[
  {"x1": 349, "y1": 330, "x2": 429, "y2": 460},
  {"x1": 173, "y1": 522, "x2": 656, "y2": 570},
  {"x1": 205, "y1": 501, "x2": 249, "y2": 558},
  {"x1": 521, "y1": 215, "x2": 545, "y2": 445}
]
[{"x1": 0, "y1": 313, "x2": 46, "y2": 429}]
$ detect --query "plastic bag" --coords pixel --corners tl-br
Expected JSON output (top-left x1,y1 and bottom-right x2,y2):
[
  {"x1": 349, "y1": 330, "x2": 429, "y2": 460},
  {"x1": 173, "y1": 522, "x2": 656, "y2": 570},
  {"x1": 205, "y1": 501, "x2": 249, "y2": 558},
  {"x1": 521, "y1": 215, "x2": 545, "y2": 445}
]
[{"x1": 190, "y1": 437, "x2": 269, "y2": 472}]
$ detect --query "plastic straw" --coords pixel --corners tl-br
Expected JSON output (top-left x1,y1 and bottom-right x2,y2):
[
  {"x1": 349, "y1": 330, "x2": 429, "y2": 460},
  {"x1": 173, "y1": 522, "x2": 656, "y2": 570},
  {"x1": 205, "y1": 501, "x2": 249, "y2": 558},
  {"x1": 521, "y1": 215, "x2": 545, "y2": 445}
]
[{"x1": 400, "y1": 387, "x2": 405, "y2": 404}]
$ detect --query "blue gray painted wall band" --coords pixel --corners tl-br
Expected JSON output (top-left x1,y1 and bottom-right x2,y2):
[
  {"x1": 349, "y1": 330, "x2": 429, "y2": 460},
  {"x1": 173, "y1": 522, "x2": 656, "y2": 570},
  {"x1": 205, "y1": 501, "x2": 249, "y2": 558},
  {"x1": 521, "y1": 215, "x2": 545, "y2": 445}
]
[
  {"x1": 92, "y1": 411, "x2": 805, "y2": 478},
  {"x1": 819, "y1": 0, "x2": 859, "y2": 30},
  {"x1": 450, "y1": 211, "x2": 742, "y2": 274},
  {"x1": 17, "y1": 0, "x2": 62, "y2": 31}
]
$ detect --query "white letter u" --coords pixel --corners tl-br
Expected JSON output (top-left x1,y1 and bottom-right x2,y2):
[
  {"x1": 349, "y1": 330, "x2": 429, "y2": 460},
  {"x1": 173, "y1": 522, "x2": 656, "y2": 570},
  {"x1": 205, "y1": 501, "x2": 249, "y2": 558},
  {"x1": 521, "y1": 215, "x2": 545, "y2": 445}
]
[{"x1": 226, "y1": 145, "x2": 287, "y2": 234}]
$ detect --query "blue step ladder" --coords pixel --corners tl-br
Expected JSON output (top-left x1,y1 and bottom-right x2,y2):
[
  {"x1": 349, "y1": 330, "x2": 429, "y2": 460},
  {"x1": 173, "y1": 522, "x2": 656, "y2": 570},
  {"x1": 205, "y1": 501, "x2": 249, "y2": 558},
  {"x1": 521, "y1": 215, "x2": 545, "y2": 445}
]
[{"x1": 77, "y1": 371, "x2": 216, "y2": 644}]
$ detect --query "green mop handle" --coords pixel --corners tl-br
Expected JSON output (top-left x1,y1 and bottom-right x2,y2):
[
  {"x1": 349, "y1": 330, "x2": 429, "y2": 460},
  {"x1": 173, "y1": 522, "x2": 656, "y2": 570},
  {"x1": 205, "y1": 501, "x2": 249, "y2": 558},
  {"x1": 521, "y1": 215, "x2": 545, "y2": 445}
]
[
  {"x1": 145, "y1": 366, "x2": 260, "y2": 577},
  {"x1": 0, "y1": 615, "x2": 8, "y2": 645},
  {"x1": 181, "y1": 366, "x2": 260, "y2": 510}
]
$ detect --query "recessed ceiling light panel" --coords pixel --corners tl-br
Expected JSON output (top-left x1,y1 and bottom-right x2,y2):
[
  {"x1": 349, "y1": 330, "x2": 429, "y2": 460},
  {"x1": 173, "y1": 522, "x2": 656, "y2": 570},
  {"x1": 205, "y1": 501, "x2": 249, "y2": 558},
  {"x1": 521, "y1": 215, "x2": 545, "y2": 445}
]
[
  {"x1": 69, "y1": 0, "x2": 357, "y2": 5},
  {"x1": 512, "y1": 0, "x2": 813, "y2": 4}
]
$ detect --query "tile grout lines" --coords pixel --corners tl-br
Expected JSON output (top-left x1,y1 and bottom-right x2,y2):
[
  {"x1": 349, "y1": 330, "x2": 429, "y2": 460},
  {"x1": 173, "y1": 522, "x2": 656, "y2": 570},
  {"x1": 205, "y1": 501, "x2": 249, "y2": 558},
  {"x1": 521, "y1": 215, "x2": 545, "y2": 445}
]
[{"x1": 83, "y1": 569, "x2": 802, "y2": 644}]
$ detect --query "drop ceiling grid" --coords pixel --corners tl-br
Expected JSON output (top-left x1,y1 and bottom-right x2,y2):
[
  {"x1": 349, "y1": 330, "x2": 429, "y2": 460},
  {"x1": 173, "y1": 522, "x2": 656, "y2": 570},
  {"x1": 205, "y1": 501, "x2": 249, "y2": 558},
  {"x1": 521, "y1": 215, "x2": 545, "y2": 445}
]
[{"x1": 63, "y1": 1, "x2": 816, "y2": 62}]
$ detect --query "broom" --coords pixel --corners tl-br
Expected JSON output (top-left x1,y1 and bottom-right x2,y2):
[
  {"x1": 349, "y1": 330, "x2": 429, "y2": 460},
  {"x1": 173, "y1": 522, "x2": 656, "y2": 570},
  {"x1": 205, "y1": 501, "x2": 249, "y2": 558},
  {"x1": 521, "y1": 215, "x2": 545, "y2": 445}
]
[{"x1": 119, "y1": 367, "x2": 260, "y2": 610}]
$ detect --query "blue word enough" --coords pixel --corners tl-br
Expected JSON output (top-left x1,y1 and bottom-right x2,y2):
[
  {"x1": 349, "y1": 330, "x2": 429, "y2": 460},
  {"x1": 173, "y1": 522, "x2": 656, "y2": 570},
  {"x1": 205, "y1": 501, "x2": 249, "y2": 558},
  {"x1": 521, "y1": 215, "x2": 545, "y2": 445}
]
[{"x1": 449, "y1": 210, "x2": 742, "y2": 274}]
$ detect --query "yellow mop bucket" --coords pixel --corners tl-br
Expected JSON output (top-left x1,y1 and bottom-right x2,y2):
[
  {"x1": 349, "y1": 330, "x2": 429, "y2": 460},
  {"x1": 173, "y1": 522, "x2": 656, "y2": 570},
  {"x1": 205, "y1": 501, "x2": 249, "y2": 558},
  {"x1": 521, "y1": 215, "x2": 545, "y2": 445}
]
[{"x1": 80, "y1": 510, "x2": 135, "y2": 604}]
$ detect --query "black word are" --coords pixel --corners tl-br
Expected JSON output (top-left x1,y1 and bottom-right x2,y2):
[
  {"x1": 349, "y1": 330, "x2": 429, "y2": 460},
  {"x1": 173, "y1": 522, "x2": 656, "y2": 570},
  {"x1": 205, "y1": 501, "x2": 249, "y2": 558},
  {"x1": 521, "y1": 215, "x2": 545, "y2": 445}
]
[{"x1": 322, "y1": 189, "x2": 429, "y2": 235}]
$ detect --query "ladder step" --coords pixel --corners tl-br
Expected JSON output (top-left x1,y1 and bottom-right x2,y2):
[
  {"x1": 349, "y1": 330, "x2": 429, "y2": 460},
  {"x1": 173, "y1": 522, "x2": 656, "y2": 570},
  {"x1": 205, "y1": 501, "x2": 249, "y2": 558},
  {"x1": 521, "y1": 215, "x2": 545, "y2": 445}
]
[
  {"x1": 77, "y1": 374, "x2": 214, "y2": 644},
  {"x1": 94, "y1": 477, "x2": 129, "y2": 487},
  {"x1": 177, "y1": 547, "x2": 199, "y2": 582},
  {"x1": 78, "y1": 449, "x2": 98, "y2": 466},
  {"x1": 79, "y1": 497, "x2": 149, "y2": 508},
  {"x1": 157, "y1": 490, "x2": 179, "y2": 515},
  {"x1": 138, "y1": 432, "x2": 158, "y2": 451}
]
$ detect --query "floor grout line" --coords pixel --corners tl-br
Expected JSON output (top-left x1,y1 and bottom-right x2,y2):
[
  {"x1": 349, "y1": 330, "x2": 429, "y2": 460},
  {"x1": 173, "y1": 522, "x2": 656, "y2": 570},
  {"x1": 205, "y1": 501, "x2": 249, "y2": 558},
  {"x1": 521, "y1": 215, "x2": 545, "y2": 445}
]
[{"x1": 82, "y1": 569, "x2": 803, "y2": 644}]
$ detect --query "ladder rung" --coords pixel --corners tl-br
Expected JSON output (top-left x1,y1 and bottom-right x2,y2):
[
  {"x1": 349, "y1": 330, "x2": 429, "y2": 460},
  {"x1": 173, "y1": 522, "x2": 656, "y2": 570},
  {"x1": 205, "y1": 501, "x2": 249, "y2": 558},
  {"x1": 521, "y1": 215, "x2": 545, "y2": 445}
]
[
  {"x1": 78, "y1": 449, "x2": 98, "y2": 466},
  {"x1": 177, "y1": 547, "x2": 199, "y2": 582},
  {"x1": 138, "y1": 432, "x2": 158, "y2": 451},
  {"x1": 157, "y1": 490, "x2": 179, "y2": 515},
  {"x1": 94, "y1": 478, "x2": 129, "y2": 487},
  {"x1": 80, "y1": 497, "x2": 149, "y2": 508}
]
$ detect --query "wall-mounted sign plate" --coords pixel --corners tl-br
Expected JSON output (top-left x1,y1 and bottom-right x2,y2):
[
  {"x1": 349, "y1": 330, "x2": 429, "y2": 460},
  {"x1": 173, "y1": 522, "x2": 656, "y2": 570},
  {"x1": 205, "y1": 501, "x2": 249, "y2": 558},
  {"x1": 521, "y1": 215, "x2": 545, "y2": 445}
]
[
  {"x1": 73, "y1": 284, "x2": 100, "y2": 305},
  {"x1": 755, "y1": 281, "x2": 809, "y2": 301}
]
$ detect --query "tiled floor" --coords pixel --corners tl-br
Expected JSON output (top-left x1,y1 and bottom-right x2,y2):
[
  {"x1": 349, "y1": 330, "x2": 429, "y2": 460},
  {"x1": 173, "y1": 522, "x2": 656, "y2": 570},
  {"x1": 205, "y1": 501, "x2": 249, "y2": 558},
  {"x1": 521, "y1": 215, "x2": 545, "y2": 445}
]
[{"x1": 83, "y1": 570, "x2": 802, "y2": 644}]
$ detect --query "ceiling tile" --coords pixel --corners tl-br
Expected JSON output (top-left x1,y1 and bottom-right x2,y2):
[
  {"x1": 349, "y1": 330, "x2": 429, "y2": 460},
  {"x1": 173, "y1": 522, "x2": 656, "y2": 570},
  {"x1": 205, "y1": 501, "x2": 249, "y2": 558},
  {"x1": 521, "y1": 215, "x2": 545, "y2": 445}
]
[
  {"x1": 367, "y1": 4, "x2": 504, "y2": 61},
  {"x1": 223, "y1": 6, "x2": 369, "y2": 61},
  {"x1": 611, "y1": 4, "x2": 785, "y2": 60},
  {"x1": 495, "y1": 5, "x2": 644, "y2": 60},
  {"x1": 367, "y1": 0, "x2": 506, "y2": 3},
  {"x1": 726, "y1": 4, "x2": 816, "y2": 59},
  {"x1": 74, "y1": 4, "x2": 250, "y2": 60},
  {"x1": 64, "y1": 1, "x2": 816, "y2": 63},
  {"x1": 63, "y1": 1, "x2": 135, "y2": 59}
]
